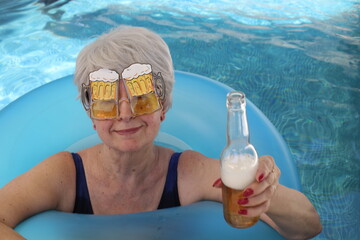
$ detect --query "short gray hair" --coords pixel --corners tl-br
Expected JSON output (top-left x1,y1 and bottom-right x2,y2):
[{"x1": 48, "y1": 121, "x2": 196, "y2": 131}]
[{"x1": 74, "y1": 26, "x2": 174, "y2": 112}]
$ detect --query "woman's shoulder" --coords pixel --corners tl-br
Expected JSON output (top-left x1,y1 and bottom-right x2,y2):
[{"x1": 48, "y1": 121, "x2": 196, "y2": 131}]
[
  {"x1": 179, "y1": 150, "x2": 219, "y2": 167},
  {"x1": 177, "y1": 150, "x2": 221, "y2": 203},
  {"x1": 0, "y1": 151, "x2": 77, "y2": 218},
  {"x1": 178, "y1": 150, "x2": 220, "y2": 177},
  {"x1": 49, "y1": 151, "x2": 74, "y2": 159},
  {"x1": 39, "y1": 151, "x2": 77, "y2": 211},
  {"x1": 33, "y1": 151, "x2": 76, "y2": 188},
  {"x1": 42, "y1": 151, "x2": 75, "y2": 169},
  {"x1": 29, "y1": 151, "x2": 77, "y2": 193}
]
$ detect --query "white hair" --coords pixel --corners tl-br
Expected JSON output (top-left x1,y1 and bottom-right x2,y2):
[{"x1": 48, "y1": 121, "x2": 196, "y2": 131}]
[{"x1": 74, "y1": 26, "x2": 174, "y2": 112}]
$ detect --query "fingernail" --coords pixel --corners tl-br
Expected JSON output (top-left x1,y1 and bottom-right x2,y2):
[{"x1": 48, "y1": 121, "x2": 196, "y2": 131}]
[
  {"x1": 258, "y1": 173, "x2": 264, "y2": 182},
  {"x1": 237, "y1": 198, "x2": 249, "y2": 205},
  {"x1": 238, "y1": 209, "x2": 248, "y2": 215},
  {"x1": 243, "y1": 188, "x2": 254, "y2": 197},
  {"x1": 212, "y1": 178, "x2": 222, "y2": 187}
]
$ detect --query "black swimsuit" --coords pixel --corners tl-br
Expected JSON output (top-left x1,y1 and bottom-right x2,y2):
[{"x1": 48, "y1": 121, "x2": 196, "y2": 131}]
[{"x1": 72, "y1": 152, "x2": 181, "y2": 214}]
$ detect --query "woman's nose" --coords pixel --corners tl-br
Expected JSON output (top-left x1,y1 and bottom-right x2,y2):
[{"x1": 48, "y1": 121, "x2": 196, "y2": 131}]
[{"x1": 116, "y1": 97, "x2": 134, "y2": 121}]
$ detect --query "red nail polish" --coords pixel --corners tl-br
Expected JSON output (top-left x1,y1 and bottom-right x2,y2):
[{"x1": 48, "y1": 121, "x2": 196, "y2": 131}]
[
  {"x1": 237, "y1": 198, "x2": 249, "y2": 205},
  {"x1": 212, "y1": 178, "x2": 222, "y2": 187},
  {"x1": 258, "y1": 173, "x2": 264, "y2": 182},
  {"x1": 238, "y1": 209, "x2": 248, "y2": 215},
  {"x1": 243, "y1": 188, "x2": 254, "y2": 197}
]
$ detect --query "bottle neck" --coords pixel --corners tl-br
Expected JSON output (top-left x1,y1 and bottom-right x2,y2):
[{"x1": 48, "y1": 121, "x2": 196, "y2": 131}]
[
  {"x1": 227, "y1": 106, "x2": 249, "y2": 145},
  {"x1": 226, "y1": 92, "x2": 249, "y2": 145}
]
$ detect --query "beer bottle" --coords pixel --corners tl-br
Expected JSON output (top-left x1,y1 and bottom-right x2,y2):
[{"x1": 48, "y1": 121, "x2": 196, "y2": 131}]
[{"x1": 220, "y1": 91, "x2": 259, "y2": 228}]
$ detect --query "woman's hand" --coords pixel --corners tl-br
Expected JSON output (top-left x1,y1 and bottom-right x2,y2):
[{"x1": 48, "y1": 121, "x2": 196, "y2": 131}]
[
  {"x1": 213, "y1": 155, "x2": 280, "y2": 217},
  {"x1": 213, "y1": 155, "x2": 322, "y2": 239},
  {"x1": 0, "y1": 222, "x2": 26, "y2": 240}
]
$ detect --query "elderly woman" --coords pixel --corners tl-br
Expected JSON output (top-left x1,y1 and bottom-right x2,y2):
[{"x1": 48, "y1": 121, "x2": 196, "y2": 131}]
[{"x1": 0, "y1": 26, "x2": 321, "y2": 239}]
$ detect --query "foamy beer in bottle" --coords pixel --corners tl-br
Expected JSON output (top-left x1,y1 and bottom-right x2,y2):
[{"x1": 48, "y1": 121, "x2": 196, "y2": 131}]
[{"x1": 220, "y1": 91, "x2": 259, "y2": 228}]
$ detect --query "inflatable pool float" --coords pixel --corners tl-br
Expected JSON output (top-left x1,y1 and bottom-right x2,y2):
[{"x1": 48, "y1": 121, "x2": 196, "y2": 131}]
[{"x1": 0, "y1": 71, "x2": 300, "y2": 239}]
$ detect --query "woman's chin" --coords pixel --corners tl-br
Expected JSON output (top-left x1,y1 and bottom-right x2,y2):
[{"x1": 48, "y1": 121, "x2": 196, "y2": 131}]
[{"x1": 111, "y1": 140, "x2": 152, "y2": 153}]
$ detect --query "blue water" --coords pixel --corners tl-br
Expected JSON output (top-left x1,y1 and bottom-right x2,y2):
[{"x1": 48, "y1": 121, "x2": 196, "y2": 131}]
[{"x1": 0, "y1": 0, "x2": 359, "y2": 239}]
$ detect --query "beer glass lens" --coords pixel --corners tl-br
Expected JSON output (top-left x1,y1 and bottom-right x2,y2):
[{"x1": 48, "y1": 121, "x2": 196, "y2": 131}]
[
  {"x1": 131, "y1": 94, "x2": 160, "y2": 115},
  {"x1": 91, "y1": 101, "x2": 117, "y2": 119}
]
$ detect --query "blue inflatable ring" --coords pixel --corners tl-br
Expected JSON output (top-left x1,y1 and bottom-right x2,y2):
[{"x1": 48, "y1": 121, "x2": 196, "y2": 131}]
[{"x1": 0, "y1": 71, "x2": 300, "y2": 239}]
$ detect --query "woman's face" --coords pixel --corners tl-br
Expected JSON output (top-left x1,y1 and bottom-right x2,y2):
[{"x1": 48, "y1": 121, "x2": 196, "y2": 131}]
[{"x1": 92, "y1": 80, "x2": 164, "y2": 152}]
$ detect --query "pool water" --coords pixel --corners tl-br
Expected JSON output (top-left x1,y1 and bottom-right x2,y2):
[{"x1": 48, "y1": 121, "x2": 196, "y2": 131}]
[{"x1": 0, "y1": 0, "x2": 359, "y2": 239}]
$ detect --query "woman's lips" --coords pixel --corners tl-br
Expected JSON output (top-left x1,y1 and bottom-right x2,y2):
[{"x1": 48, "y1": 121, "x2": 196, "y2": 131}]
[{"x1": 114, "y1": 126, "x2": 142, "y2": 135}]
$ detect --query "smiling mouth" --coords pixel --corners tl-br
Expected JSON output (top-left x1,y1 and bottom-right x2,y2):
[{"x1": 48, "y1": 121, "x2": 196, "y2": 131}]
[{"x1": 114, "y1": 126, "x2": 142, "y2": 135}]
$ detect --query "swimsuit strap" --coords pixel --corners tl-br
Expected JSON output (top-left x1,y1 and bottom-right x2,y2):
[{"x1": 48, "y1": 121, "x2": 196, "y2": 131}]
[
  {"x1": 158, "y1": 152, "x2": 181, "y2": 209},
  {"x1": 72, "y1": 152, "x2": 181, "y2": 213},
  {"x1": 72, "y1": 152, "x2": 94, "y2": 214}
]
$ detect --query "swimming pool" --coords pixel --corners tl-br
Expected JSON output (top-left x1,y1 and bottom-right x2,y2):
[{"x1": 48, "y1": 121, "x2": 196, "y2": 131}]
[{"x1": 0, "y1": 0, "x2": 359, "y2": 239}]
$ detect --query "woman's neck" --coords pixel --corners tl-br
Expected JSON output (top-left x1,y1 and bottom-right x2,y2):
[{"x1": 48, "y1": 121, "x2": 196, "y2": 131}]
[{"x1": 91, "y1": 143, "x2": 160, "y2": 184}]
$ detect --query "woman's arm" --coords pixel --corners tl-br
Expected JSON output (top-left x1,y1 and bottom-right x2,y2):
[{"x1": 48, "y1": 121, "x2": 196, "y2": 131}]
[
  {"x1": 0, "y1": 152, "x2": 75, "y2": 238},
  {"x1": 0, "y1": 222, "x2": 26, "y2": 240},
  {"x1": 260, "y1": 185, "x2": 322, "y2": 239},
  {"x1": 180, "y1": 151, "x2": 322, "y2": 239}
]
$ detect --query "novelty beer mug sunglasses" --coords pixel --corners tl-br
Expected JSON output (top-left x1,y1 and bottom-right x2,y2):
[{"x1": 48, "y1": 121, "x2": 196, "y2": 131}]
[{"x1": 81, "y1": 63, "x2": 166, "y2": 120}]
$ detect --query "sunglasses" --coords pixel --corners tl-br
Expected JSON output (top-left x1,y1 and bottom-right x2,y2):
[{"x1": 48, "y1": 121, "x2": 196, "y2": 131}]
[{"x1": 81, "y1": 66, "x2": 165, "y2": 120}]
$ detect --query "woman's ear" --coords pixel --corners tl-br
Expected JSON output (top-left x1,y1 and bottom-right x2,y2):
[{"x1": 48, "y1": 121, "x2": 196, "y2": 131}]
[
  {"x1": 160, "y1": 111, "x2": 166, "y2": 122},
  {"x1": 92, "y1": 120, "x2": 96, "y2": 130}
]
